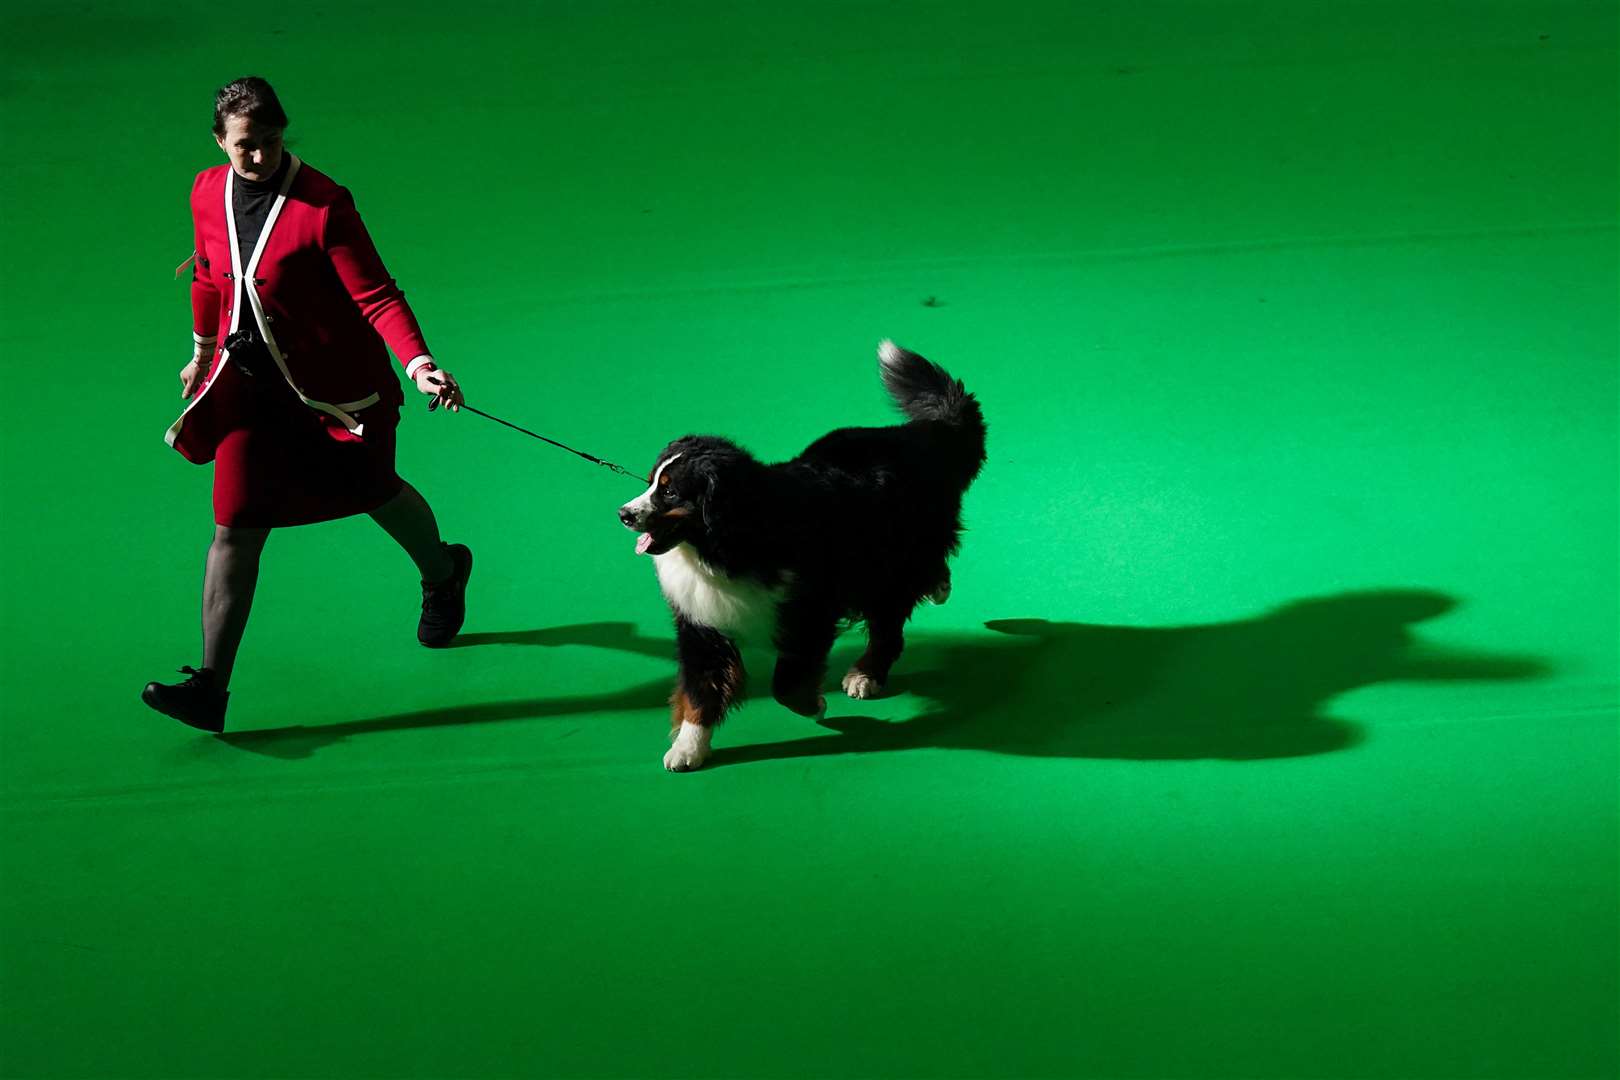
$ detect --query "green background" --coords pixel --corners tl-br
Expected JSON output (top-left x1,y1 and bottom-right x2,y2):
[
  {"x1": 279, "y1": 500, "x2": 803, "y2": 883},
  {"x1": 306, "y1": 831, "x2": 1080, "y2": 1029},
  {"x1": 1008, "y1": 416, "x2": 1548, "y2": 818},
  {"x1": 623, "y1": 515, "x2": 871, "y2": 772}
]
[{"x1": 2, "y1": 2, "x2": 1616, "y2": 1077}]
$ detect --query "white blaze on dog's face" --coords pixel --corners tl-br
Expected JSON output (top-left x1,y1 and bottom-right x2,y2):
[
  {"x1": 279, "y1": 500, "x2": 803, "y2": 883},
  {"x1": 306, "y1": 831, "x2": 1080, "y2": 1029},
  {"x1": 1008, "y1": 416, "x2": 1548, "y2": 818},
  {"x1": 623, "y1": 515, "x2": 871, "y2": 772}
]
[
  {"x1": 618, "y1": 452, "x2": 695, "y2": 556},
  {"x1": 619, "y1": 452, "x2": 680, "y2": 535}
]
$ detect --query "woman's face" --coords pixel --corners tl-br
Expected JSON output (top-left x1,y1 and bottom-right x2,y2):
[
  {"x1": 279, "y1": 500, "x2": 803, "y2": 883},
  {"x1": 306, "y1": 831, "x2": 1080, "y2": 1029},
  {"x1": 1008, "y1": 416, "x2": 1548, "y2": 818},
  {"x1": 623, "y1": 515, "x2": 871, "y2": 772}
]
[{"x1": 215, "y1": 114, "x2": 284, "y2": 181}]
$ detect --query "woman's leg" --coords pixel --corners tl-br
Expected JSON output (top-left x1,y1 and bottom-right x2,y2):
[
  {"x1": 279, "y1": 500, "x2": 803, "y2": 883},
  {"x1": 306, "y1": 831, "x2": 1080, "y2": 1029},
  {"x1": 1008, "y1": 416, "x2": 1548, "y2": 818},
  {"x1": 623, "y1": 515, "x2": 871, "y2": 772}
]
[
  {"x1": 202, "y1": 524, "x2": 271, "y2": 688},
  {"x1": 370, "y1": 480, "x2": 471, "y2": 646},
  {"x1": 369, "y1": 480, "x2": 454, "y2": 581}
]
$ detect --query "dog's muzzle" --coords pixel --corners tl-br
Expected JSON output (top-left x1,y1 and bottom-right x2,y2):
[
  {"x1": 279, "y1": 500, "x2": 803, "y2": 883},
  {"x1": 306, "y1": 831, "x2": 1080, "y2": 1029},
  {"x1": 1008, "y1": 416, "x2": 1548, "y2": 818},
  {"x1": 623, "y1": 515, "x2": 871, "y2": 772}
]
[{"x1": 618, "y1": 503, "x2": 648, "y2": 530}]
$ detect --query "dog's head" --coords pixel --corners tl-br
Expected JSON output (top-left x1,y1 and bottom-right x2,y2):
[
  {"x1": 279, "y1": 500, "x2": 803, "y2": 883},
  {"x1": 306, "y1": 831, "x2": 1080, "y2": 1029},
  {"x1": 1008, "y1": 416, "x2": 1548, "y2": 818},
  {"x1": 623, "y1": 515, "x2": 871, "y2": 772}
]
[{"x1": 617, "y1": 436, "x2": 751, "y2": 558}]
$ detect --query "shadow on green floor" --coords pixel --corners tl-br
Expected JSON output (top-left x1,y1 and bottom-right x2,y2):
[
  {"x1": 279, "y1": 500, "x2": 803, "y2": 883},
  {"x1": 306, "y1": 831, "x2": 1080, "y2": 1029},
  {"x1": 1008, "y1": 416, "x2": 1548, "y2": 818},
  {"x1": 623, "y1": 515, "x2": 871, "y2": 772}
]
[
  {"x1": 214, "y1": 675, "x2": 669, "y2": 760},
  {"x1": 719, "y1": 588, "x2": 1548, "y2": 766},
  {"x1": 217, "y1": 589, "x2": 1545, "y2": 764}
]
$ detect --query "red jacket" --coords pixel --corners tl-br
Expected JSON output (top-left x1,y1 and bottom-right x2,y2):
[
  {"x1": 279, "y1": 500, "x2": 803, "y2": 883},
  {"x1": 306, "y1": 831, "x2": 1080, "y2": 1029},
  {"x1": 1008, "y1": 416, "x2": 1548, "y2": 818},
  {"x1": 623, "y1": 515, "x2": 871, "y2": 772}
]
[{"x1": 167, "y1": 156, "x2": 433, "y2": 463}]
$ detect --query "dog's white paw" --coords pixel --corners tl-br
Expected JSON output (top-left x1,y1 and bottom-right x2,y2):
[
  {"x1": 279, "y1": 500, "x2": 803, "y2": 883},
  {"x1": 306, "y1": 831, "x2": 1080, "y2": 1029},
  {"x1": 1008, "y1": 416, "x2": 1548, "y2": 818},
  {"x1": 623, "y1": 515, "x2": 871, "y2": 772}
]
[
  {"x1": 663, "y1": 721, "x2": 712, "y2": 773},
  {"x1": 663, "y1": 745, "x2": 708, "y2": 772},
  {"x1": 842, "y1": 669, "x2": 884, "y2": 700}
]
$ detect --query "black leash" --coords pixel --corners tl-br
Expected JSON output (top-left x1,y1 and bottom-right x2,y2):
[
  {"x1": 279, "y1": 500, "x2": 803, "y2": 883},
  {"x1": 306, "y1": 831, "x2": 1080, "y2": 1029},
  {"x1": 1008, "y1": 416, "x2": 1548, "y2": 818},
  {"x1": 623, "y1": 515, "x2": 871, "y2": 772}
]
[{"x1": 426, "y1": 376, "x2": 647, "y2": 484}]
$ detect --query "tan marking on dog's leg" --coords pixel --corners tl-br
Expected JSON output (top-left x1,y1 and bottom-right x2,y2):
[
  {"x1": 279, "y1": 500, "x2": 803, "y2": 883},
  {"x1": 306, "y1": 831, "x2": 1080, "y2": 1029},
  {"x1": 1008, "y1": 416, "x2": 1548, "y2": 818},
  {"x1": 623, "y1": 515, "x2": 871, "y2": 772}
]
[
  {"x1": 669, "y1": 687, "x2": 695, "y2": 735},
  {"x1": 665, "y1": 688, "x2": 713, "y2": 772}
]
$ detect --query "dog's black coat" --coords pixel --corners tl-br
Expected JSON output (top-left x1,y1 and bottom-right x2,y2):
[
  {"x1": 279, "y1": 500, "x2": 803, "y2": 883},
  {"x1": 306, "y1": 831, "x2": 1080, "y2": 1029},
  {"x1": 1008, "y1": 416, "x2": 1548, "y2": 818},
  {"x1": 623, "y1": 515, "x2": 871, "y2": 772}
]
[{"x1": 621, "y1": 343, "x2": 987, "y2": 753}]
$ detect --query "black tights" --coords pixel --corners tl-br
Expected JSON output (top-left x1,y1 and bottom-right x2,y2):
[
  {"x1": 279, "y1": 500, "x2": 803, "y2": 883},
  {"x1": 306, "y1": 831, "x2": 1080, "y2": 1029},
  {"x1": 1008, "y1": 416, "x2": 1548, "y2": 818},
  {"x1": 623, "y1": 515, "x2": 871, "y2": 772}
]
[{"x1": 200, "y1": 481, "x2": 452, "y2": 687}]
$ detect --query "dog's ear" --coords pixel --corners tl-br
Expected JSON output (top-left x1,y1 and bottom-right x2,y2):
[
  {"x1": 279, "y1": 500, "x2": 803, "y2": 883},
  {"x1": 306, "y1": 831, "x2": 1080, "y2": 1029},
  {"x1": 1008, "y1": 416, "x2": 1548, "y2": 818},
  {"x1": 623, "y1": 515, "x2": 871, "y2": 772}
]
[
  {"x1": 688, "y1": 445, "x2": 761, "y2": 540},
  {"x1": 692, "y1": 455, "x2": 726, "y2": 531}
]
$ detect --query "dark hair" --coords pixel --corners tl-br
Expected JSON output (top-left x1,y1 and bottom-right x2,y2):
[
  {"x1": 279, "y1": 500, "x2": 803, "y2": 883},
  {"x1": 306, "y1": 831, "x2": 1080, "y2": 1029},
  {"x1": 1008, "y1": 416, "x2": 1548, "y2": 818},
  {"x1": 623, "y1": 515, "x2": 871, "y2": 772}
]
[{"x1": 212, "y1": 76, "x2": 289, "y2": 136}]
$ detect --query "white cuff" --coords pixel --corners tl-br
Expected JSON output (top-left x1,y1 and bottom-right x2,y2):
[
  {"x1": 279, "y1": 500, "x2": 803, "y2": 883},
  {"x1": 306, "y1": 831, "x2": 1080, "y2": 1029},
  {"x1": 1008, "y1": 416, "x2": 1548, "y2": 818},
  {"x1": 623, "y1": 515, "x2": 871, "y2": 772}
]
[{"x1": 405, "y1": 354, "x2": 436, "y2": 379}]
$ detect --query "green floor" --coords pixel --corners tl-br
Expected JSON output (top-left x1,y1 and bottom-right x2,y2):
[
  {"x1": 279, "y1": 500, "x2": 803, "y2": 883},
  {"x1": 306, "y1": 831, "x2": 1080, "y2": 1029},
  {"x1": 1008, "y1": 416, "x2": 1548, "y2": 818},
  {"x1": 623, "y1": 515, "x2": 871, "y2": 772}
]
[{"x1": 2, "y1": 2, "x2": 1617, "y2": 1078}]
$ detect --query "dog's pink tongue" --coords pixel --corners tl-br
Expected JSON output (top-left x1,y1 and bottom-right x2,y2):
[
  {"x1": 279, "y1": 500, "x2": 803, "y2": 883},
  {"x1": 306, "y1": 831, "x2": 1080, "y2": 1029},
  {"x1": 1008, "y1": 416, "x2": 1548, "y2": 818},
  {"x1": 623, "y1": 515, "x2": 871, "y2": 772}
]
[{"x1": 635, "y1": 533, "x2": 653, "y2": 556}]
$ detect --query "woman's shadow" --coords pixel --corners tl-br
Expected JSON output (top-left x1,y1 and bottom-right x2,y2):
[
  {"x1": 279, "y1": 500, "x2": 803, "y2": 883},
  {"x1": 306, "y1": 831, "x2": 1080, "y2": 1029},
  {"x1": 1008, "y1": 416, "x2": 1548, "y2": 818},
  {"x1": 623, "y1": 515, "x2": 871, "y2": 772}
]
[{"x1": 216, "y1": 589, "x2": 1544, "y2": 764}]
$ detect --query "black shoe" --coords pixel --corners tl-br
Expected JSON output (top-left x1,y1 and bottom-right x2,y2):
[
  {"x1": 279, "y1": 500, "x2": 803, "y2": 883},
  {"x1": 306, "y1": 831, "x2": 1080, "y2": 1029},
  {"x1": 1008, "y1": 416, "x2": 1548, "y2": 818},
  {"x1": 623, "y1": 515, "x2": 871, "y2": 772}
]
[
  {"x1": 419, "y1": 542, "x2": 473, "y2": 647},
  {"x1": 142, "y1": 666, "x2": 229, "y2": 733}
]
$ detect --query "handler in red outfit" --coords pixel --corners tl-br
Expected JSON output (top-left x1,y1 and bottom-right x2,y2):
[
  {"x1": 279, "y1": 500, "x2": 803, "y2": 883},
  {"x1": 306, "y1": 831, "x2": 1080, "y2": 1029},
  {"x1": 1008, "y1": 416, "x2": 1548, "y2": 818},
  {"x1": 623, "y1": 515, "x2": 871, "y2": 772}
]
[{"x1": 144, "y1": 76, "x2": 472, "y2": 733}]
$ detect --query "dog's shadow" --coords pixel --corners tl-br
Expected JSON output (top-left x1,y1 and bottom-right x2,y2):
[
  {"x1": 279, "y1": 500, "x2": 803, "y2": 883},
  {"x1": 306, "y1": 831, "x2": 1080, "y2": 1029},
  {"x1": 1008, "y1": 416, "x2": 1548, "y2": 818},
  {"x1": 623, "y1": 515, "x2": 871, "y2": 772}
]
[
  {"x1": 718, "y1": 589, "x2": 1548, "y2": 766},
  {"x1": 216, "y1": 589, "x2": 1544, "y2": 764}
]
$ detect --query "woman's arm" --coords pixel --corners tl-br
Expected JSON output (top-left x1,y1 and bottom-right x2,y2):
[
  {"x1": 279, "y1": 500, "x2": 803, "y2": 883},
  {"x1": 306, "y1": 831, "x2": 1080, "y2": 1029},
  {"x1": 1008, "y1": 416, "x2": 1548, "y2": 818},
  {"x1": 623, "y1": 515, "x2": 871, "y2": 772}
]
[
  {"x1": 184, "y1": 181, "x2": 220, "y2": 397},
  {"x1": 322, "y1": 188, "x2": 434, "y2": 374}
]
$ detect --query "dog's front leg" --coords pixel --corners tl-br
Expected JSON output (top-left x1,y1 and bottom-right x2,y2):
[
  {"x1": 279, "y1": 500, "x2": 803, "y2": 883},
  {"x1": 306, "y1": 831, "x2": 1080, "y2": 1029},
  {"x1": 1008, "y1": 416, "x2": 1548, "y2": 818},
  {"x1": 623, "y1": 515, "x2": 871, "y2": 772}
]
[{"x1": 666, "y1": 616, "x2": 744, "y2": 772}]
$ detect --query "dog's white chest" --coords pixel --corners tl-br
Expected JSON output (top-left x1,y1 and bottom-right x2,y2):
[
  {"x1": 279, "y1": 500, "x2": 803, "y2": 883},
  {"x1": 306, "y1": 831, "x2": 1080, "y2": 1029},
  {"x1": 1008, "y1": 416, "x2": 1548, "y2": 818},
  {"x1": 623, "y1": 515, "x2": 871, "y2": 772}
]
[{"x1": 654, "y1": 545, "x2": 782, "y2": 639}]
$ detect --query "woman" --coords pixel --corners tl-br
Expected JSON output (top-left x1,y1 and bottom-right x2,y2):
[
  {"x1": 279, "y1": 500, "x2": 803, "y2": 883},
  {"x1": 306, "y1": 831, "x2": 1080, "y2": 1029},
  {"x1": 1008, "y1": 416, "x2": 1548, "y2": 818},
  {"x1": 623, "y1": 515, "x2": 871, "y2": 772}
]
[{"x1": 144, "y1": 76, "x2": 471, "y2": 733}]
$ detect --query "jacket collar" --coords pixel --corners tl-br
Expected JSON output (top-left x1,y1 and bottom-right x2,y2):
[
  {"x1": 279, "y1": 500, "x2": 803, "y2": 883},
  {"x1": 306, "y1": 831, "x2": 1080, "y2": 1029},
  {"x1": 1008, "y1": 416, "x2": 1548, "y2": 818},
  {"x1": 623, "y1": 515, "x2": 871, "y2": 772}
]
[{"x1": 223, "y1": 153, "x2": 303, "y2": 285}]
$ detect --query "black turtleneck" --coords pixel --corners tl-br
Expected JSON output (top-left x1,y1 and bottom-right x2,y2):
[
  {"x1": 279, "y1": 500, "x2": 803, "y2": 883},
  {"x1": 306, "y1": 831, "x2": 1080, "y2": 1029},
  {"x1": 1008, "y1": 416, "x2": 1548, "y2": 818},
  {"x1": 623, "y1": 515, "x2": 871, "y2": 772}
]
[
  {"x1": 232, "y1": 154, "x2": 289, "y2": 273},
  {"x1": 230, "y1": 155, "x2": 290, "y2": 338}
]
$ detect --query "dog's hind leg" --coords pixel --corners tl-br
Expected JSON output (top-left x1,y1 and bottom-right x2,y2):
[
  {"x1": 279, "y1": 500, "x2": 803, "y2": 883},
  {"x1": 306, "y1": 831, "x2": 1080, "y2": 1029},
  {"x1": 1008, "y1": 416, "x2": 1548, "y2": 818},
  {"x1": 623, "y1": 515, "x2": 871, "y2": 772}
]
[
  {"x1": 666, "y1": 617, "x2": 744, "y2": 772},
  {"x1": 771, "y1": 594, "x2": 841, "y2": 718},
  {"x1": 843, "y1": 606, "x2": 908, "y2": 700}
]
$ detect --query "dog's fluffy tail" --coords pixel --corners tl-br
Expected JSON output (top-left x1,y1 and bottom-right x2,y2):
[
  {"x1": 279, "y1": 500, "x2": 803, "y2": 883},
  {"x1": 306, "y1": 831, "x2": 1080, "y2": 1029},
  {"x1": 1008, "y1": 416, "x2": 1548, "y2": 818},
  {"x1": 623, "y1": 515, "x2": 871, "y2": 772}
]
[{"x1": 878, "y1": 340, "x2": 987, "y2": 481}]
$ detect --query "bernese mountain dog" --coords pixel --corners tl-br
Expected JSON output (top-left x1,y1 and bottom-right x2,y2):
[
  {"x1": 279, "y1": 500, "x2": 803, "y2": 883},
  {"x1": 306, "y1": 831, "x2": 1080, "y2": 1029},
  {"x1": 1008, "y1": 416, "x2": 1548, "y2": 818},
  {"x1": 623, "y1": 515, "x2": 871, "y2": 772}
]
[{"x1": 617, "y1": 341, "x2": 987, "y2": 771}]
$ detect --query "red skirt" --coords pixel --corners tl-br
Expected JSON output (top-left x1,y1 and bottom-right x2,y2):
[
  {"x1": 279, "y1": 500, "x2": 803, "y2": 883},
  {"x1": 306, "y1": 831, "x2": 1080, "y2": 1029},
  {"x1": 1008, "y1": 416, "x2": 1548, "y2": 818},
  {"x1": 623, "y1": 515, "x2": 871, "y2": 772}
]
[{"x1": 211, "y1": 376, "x2": 403, "y2": 528}]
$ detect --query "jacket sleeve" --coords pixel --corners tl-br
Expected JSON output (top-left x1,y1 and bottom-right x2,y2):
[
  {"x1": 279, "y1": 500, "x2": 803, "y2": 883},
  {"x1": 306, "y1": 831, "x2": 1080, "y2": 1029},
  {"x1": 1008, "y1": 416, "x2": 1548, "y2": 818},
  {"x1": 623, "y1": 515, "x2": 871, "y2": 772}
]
[
  {"x1": 322, "y1": 187, "x2": 433, "y2": 370},
  {"x1": 189, "y1": 176, "x2": 220, "y2": 359}
]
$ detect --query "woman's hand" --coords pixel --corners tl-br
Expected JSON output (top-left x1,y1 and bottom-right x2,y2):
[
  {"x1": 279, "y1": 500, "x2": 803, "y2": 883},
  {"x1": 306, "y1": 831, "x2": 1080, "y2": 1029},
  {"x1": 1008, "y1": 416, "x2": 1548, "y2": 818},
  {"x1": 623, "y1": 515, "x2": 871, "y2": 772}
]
[
  {"x1": 414, "y1": 365, "x2": 463, "y2": 413},
  {"x1": 180, "y1": 357, "x2": 205, "y2": 399}
]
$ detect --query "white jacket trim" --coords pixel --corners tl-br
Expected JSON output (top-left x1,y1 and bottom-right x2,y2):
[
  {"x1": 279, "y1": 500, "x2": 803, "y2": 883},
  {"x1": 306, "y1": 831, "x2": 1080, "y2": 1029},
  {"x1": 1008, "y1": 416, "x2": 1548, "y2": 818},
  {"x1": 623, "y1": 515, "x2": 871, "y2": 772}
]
[{"x1": 167, "y1": 156, "x2": 382, "y2": 446}]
